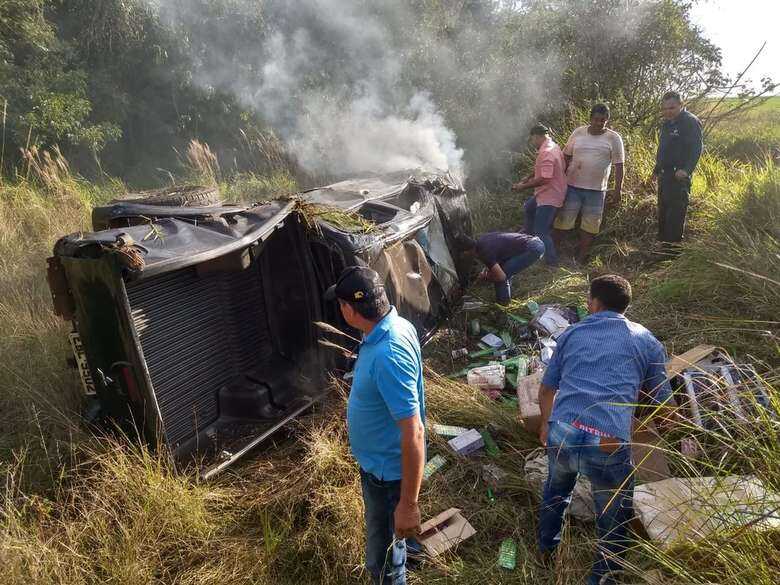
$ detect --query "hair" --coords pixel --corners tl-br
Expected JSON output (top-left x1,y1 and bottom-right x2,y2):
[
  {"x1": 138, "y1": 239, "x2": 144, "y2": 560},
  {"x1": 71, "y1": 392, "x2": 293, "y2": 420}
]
[
  {"x1": 589, "y1": 274, "x2": 632, "y2": 313},
  {"x1": 529, "y1": 123, "x2": 550, "y2": 136},
  {"x1": 454, "y1": 233, "x2": 477, "y2": 252},
  {"x1": 590, "y1": 103, "x2": 610, "y2": 118},
  {"x1": 662, "y1": 91, "x2": 682, "y2": 103},
  {"x1": 345, "y1": 289, "x2": 391, "y2": 321}
]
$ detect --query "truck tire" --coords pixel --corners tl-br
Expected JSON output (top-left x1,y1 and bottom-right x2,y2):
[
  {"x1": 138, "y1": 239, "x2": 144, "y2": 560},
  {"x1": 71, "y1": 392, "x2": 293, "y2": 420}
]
[{"x1": 115, "y1": 185, "x2": 222, "y2": 207}]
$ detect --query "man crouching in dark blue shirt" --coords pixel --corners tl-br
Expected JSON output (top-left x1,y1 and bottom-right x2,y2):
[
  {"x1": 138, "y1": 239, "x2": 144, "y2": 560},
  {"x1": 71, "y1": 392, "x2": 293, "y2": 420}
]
[
  {"x1": 456, "y1": 232, "x2": 545, "y2": 305},
  {"x1": 325, "y1": 266, "x2": 425, "y2": 585},
  {"x1": 537, "y1": 275, "x2": 673, "y2": 585}
]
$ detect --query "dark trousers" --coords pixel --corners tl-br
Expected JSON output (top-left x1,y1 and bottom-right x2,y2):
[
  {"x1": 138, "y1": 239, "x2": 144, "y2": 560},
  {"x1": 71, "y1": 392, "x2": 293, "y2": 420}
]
[
  {"x1": 658, "y1": 172, "x2": 691, "y2": 244},
  {"x1": 539, "y1": 421, "x2": 635, "y2": 585},
  {"x1": 494, "y1": 237, "x2": 545, "y2": 304},
  {"x1": 360, "y1": 469, "x2": 406, "y2": 584}
]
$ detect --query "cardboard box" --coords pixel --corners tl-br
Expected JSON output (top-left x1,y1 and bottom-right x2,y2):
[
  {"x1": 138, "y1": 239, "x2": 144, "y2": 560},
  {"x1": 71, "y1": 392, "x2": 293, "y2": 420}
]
[
  {"x1": 516, "y1": 370, "x2": 544, "y2": 434},
  {"x1": 666, "y1": 344, "x2": 717, "y2": 378},
  {"x1": 417, "y1": 508, "x2": 476, "y2": 556},
  {"x1": 632, "y1": 423, "x2": 672, "y2": 483},
  {"x1": 448, "y1": 428, "x2": 484, "y2": 456},
  {"x1": 633, "y1": 475, "x2": 780, "y2": 548}
]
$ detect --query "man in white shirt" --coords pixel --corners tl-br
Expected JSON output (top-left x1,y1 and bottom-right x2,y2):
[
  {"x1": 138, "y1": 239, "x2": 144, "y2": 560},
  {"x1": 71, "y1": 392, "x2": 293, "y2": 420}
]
[{"x1": 553, "y1": 104, "x2": 625, "y2": 264}]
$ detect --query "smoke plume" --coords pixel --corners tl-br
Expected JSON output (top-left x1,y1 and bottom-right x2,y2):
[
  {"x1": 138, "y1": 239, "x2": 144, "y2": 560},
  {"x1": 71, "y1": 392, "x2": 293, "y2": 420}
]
[{"x1": 147, "y1": 0, "x2": 563, "y2": 181}]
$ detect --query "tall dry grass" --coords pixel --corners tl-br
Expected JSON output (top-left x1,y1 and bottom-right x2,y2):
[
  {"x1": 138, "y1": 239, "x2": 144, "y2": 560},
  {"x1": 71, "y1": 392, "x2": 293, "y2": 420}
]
[
  {"x1": 0, "y1": 130, "x2": 777, "y2": 584},
  {"x1": 0, "y1": 152, "x2": 124, "y2": 489}
]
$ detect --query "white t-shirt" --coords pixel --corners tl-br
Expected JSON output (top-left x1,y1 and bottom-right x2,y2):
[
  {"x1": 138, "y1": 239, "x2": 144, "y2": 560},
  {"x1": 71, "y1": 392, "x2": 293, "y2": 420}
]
[{"x1": 563, "y1": 126, "x2": 625, "y2": 191}]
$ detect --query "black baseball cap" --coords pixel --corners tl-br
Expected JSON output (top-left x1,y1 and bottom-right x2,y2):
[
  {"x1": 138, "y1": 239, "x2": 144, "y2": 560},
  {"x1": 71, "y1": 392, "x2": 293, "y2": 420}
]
[{"x1": 325, "y1": 266, "x2": 385, "y2": 303}]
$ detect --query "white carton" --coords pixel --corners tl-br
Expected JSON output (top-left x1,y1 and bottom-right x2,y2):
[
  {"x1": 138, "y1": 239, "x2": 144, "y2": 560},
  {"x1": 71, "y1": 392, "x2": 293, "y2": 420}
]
[
  {"x1": 448, "y1": 428, "x2": 484, "y2": 456},
  {"x1": 467, "y1": 363, "x2": 505, "y2": 391}
]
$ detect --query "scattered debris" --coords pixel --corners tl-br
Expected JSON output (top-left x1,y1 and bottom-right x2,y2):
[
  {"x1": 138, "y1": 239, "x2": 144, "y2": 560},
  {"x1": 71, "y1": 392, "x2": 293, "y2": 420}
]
[
  {"x1": 539, "y1": 337, "x2": 556, "y2": 365},
  {"x1": 462, "y1": 297, "x2": 486, "y2": 311},
  {"x1": 417, "y1": 508, "x2": 477, "y2": 556},
  {"x1": 516, "y1": 370, "x2": 545, "y2": 435},
  {"x1": 633, "y1": 475, "x2": 780, "y2": 548},
  {"x1": 467, "y1": 363, "x2": 506, "y2": 397},
  {"x1": 480, "y1": 333, "x2": 504, "y2": 349},
  {"x1": 432, "y1": 423, "x2": 469, "y2": 438},
  {"x1": 680, "y1": 437, "x2": 700, "y2": 459},
  {"x1": 669, "y1": 345, "x2": 775, "y2": 431},
  {"x1": 632, "y1": 423, "x2": 673, "y2": 483},
  {"x1": 482, "y1": 463, "x2": 509, "y2": 490},
  {"x1": 423, "y1": 454, "x2": 448, "y2": 481},
  {"x1": 531, "y1": 305, "x2": 571, "y2": 339},
  {"x1": 451, "y1": 347, "x2": 469, "y2": 359},
  {"x1": 497, "y1": 538, "x2": 517, "y2": 570},
  {"x1": 468, "y1": 319, "x2": 481, "y2": 336},
  {"x1": 481, "y1": 429, "x2": 500, "y2": 457},
  {"x1": 448, "y1": 428, "x2": 484, "y2": 456},
  {"x1": 525, "y1": 450, "x2": 595, "y2": 520}
]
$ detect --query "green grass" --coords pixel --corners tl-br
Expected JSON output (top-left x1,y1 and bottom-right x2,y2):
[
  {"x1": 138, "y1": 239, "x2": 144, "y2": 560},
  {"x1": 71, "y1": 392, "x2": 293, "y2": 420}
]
[
  {"x1": 0, "y1": 121, "x2": 778, "y2": 584},
  {"x1": 704, "y1": 96, "x2": 780, "y2": 163}
]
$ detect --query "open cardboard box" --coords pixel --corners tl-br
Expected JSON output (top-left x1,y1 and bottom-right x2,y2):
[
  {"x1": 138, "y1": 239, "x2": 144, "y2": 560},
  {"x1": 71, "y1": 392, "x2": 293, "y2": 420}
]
[{"x1": 417, "y1": 508, "x2": 476, "y2": 557}]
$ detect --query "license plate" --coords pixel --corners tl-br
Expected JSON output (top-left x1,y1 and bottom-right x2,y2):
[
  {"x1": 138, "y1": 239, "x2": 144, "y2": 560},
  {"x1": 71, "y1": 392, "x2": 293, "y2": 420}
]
[{"x1": 69, "y1": 332, "x2": 96, "y2": 395}]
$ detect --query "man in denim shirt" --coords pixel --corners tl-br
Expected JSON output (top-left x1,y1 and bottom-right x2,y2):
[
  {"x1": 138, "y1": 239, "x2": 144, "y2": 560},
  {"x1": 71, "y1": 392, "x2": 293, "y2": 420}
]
[
  {"x1": 537, "y1": 275, "x2": 672, "y2": 585},
  {"x1": 325, "y1": 266, "x2": 425, "y2": 585}
]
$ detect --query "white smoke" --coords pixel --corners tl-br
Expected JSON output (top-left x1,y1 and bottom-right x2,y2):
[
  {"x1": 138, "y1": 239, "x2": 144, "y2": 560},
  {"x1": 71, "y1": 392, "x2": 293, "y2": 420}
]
[{"x1": 150, "y1": 0, "x2": 466, "y2": 178}]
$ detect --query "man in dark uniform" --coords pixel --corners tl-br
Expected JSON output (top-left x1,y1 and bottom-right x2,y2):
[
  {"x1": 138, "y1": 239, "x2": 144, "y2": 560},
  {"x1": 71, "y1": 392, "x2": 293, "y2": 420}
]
[{"x1": 652, "y1": 91, "x2": 703, "y2": 253}]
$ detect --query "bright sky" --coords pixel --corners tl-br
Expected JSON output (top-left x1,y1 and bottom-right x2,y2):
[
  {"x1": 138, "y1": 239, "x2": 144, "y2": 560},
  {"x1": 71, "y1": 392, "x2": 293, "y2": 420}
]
[{"x1": 690, "y1": 0, "x2": 780, "y2": 90}]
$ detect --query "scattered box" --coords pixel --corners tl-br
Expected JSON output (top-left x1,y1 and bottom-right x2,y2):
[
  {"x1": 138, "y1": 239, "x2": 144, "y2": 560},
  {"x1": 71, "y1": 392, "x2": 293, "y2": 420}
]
[
  {"x1": 417, "y1": 508, "x2": 477, "y2": 557},
  {"x1": 467, "y1": 363, "x2": 505, "y2": 392},
  {"x1": 480, "y1": 333, "x2": 504, "y2": 349},
  {"x1": 665, "y1": 344, "x2": 717, "y2": 378},
  {"x1": 539, "y1": 337, "x2": 556, "y2": 365},
  {"x1": 632, "y1": 423, "x2": 672, "y2": 483},
  {"x1": 432, "y1": 423, "x2": 469, "y2": 438},
  {"x1": 633, "y1": 475, "x2": 780, "y2": 548},
  {"x1": 497, "y1": 538, "x2": 517, "y2": 570},
  {"x1": 515, "y1": 370, "x2": 545, "y2": 434},
  {"x1": 531, "y1": 306, "x2": 571, "y2": 339},
  {"x1": 448, "y1": 428, "x2": 484, "y2": 456},
  {"x1": 422, "y1": 454, "x2": 447, "y2": 481}
]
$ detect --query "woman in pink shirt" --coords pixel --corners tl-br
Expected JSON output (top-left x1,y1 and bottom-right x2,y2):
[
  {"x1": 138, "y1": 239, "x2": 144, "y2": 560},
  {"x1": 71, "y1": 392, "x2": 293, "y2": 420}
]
[{"x1": 512, "y1": 124, "x2": 567, "y2": 266}]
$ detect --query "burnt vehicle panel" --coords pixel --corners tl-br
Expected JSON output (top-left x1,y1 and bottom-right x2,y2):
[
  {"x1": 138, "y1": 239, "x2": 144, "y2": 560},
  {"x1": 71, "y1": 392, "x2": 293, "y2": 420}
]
[{"x1": 48, "y1": 171, "x2": 472, "y2": 476}]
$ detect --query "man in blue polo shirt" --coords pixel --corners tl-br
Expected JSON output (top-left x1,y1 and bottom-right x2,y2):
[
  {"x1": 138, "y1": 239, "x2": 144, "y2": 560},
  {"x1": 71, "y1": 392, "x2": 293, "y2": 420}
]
[
  {"x1": 325, "y1": 266, "x2": 425, "y2": 585},
  {"x1": 537, "y1": 274, "x2": 673, "y2": 585}
]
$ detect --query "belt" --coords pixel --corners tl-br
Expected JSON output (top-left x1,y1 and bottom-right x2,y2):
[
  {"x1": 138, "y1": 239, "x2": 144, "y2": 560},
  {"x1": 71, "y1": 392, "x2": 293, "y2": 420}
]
[{"x1": 572, "y1": 421, "x2": 614, "y2": 438}]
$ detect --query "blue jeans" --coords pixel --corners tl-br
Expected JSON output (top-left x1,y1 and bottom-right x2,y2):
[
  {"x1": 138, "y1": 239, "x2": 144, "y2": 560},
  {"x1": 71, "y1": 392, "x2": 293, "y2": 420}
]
[
  {"x1": 360, "y1": 469, "x2": 407, "y2": 585},
  {"x1": 494, "y1": 236, "x2": 545, "y2": 303},
  {"x1": 524, "y1": 197, "x2": 559, "y2": 265},
  {"x1": 539, "y1": 421, "x2": 634, "y2": 585}
]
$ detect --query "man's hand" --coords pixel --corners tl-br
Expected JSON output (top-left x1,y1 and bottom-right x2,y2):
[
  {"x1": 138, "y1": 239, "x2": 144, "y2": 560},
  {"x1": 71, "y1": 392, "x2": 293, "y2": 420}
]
[
  {"x1": 539, "y1": 421, "x2": 549, "y2": 447},
  {"x1": 511, "y1": 182, "x2": 526, "y2": 192},
  {"x1": 674, "y1": 169, "x2": 689, "y2": 181},
  {"x1": 478, "y1": 268, "x2": 489, "y2": 281},
  {"x1": 394, "y1": 500, "x2": 421, "y2": 539}
]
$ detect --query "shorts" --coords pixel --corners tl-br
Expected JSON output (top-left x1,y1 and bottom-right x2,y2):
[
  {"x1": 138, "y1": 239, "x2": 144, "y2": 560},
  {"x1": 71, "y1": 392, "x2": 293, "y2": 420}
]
[{"x1": 553, "y1": 185, "x2": 606, "y2": 234}]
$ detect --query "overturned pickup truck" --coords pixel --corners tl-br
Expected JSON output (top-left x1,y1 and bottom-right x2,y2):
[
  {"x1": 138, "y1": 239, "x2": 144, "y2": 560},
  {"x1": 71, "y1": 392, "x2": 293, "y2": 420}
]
[{"x1": 47, "y1": 171, "x2": 472, "y2": 477}]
